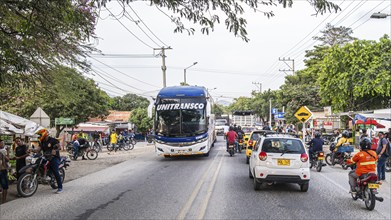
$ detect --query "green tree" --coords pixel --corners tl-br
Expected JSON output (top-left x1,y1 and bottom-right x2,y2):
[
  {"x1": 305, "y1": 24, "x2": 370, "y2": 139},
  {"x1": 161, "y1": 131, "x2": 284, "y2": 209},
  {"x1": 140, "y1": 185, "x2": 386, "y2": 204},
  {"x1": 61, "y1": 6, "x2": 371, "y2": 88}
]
[
  {"x1": 98, "y1": 0, "x2": 340, "y2": 42},
  {"x1": 109, "y1": 93, "x2": 150, "y2": 111},
  {"x1": 313, "y1": 23, "x2": 357, "y2": 46},
  {"x1": 277, "y1": 69, "x2": 322, "y2": 124},
  {"x1": 0, "y1": 0, "x2": 97, "y2": 86},
  {"x1": 228, "y1": 96, "x2": 253, "y2": 112},
  {"x1": 318, "y1": 36, "x2": 391, "y2": 112},
  {"x1": 0, "y1": 65, "x2": 111, "y2": 137},
  {"x1": 129, "y1": 107, "x2": 153, "y2": 133},
  {"x1": 250, "y1": 89, "x2": 278, "y2": 124}
]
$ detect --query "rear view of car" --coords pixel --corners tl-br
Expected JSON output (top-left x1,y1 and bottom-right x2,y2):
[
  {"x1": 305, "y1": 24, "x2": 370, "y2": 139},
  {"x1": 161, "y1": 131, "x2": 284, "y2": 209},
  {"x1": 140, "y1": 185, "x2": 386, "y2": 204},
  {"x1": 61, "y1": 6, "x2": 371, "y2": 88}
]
[{"x1": 249, "y1": 135, "x2": 310, "y2": 192}]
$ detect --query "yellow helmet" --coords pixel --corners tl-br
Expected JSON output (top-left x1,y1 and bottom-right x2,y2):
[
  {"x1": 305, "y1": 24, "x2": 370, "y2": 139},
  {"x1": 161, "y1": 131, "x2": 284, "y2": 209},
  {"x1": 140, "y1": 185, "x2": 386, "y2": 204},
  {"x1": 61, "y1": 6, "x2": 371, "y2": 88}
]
[{"x1": 35, "y1": 128, "x2": 49, "y2": 142}]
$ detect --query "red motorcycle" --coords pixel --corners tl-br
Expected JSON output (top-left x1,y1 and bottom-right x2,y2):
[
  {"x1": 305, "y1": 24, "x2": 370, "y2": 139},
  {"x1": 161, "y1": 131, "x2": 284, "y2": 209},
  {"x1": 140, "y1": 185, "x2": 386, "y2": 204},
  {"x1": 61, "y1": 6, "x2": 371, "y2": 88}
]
[{"x1": 350, "y1": 172, "x2": 384, "y2": 211}]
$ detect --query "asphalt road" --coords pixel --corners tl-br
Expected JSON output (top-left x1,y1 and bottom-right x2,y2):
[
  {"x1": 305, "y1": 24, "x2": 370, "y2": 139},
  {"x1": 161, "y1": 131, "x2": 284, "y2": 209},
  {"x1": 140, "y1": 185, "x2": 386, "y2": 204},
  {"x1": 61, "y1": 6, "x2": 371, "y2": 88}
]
[{"x1": 1, "y1": 136, "x2": 390, "y2": 220}]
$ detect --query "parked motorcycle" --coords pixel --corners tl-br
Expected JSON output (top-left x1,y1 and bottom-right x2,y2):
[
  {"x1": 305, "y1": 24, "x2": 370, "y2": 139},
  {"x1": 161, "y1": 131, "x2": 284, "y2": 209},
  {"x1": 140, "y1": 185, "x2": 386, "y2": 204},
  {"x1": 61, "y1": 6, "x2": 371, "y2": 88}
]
[
  {"x1": 17, "y1": 154, "x2": 70, "y2": 197},
  {"x1": 228, "y1": 143, "x2": 235, "y2": 157},
  {"x1": 66, "y1": 141, "x2": 98, "y2": 160},
  {"x1": 309, "y1": 151, "x2": 326, "y2": 172},
  {"x1": 107, "y1": 141, "x2": 133, "y2": 152},
  {"x1": 325, "y1": 144, "x2": 353, "y2": 170},
  {"x1": 348, "y1": 170, "x2": 384, "y2": 211}
]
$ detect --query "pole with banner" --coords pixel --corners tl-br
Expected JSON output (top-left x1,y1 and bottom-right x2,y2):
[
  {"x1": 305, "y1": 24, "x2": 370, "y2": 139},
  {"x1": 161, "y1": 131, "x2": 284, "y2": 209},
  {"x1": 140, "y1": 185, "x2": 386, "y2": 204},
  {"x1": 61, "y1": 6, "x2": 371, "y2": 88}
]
[{"x1": 294, "y1": 106, "x2": 313, "y2": 143}]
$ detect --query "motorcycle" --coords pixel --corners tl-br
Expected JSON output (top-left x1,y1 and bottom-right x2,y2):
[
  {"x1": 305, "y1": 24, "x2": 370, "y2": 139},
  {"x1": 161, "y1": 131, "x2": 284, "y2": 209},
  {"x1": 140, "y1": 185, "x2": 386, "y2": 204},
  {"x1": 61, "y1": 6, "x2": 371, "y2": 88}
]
[
  {"x1": 386, "y1": 156, "x2": 391, "y2": 172},
  {"x1": 17, "y1": 153, "x2": 70, "y2": 197},
  {"x1": 66, "y1": 141, "x2": 98, "y2": 160},
  {"x1": 309, "y1": 151, "x2": 326, "y2": 172},
  {"x1": 349, "y1": 170, "x2": 384, "y2": 211},
  {"x1": 325, "y1": 143, "x2": 353, "y2": 170},
  {"x1": 228, "y1": 143, "x2": 235, "y2": 157},
  {"x1": 107, "y1": 140, "x2": 133, "y2": 152},
  {"x1": 238, "y1": 138, "x2": 244, "y2": 153},
  {"x1": 146, "y1": 134, "x2": 155, "y2": 144}
]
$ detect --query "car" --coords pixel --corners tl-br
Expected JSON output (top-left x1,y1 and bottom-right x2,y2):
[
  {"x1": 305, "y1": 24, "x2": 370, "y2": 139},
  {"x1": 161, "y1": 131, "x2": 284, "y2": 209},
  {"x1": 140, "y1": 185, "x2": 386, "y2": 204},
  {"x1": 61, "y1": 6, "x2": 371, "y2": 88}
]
[
  {"x1": 241, "y1": 126, "x2": 256, "y2": 147},
  {"x1": 248, "y1": 133, "x2": 310, "y2": 192},
  {"x1": 245, "y1": 130, "x2": 275, "y2": 164}
]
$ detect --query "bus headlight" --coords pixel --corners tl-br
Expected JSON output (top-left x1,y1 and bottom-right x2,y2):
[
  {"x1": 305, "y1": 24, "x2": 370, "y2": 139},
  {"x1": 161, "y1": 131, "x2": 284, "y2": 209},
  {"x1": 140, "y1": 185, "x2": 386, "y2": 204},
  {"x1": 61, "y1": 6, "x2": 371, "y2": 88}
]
[{"x1": 196, "y1": 137, "x2": 208, "y2": 143}]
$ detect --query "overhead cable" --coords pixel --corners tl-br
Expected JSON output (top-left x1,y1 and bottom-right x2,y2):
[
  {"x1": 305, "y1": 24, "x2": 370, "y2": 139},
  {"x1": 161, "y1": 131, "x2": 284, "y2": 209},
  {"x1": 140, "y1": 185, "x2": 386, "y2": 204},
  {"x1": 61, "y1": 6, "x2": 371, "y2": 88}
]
[{"x1": 105, "y1": 6, "x2": 155, "y2": 49}]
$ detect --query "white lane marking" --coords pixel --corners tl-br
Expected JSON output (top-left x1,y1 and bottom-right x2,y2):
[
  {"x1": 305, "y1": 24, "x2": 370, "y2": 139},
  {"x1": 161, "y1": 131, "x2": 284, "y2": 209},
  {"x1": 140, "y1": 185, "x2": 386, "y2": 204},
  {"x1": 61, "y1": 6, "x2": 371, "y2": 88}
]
[
  {"x1": 176, "y1": 151, "x2": 220, "y2": 220},
  {"x1": 197, "y1": 152, "x2": 224, "y2": 219}
]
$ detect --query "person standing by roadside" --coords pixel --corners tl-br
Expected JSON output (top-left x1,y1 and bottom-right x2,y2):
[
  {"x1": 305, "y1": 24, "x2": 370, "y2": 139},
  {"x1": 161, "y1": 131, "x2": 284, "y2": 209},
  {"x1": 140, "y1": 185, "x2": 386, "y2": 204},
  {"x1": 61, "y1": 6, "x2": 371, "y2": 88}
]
[
  {"x1": 110, "y1": 130, "x2": 118, "y2": 151},
  {"x1": 0, "y1": 139, "x2": 10, "y2": 203},
  {"x1": 376, "y1": 131, "x2": 389, "y2": 182},
  {"x1": 11, "y1": 137, "x2": 29, "y2": 180}
]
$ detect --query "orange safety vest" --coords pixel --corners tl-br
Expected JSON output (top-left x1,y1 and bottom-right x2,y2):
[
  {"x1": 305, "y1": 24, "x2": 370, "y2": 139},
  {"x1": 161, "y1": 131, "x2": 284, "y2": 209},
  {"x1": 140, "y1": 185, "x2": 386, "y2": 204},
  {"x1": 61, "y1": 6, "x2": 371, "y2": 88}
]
[{"x1": 351, "y1": 150, "x2": 378, "y2": 177}]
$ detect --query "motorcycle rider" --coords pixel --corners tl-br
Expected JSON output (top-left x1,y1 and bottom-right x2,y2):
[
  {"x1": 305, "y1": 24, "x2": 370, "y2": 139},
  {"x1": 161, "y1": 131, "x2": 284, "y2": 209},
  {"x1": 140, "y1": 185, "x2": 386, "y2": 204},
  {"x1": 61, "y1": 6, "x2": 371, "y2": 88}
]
[
  {"x1": 307, "y1": 132, "x2": 324, "y2": 161},
  {"x1": 236, "y1": 126, "x2": 244, "y2": 152},
  {"x1": 72, "y1": 137, "x2": 88, "y2": 160},
  {"x1": 226, "y1": 126, "x2": 238, "y2": 152},
  {"x1": 31, "y1": 128, "x2": 63, "y2": 194},
  {"x1": 348, "y1": 138, "x2": 378, "y2": 195},
  {"x1": 332, "y1": 130, "x2": 349, "y2": 163}
]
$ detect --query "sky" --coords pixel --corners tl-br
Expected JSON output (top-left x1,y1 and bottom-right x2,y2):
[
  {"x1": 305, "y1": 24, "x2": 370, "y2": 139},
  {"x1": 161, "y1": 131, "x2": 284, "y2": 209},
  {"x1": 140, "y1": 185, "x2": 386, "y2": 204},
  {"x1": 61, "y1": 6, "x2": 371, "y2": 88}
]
[{"x1": 88, "y1": 0, "x2": 391, "y2": 104}]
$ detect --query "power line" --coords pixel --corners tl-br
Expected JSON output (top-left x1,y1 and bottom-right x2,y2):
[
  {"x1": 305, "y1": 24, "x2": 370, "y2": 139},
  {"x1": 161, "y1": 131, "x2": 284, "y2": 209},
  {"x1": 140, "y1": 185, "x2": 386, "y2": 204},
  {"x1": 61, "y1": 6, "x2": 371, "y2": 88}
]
[
  {"x1": 92, "y1": 66, "x2": 144, "y2": 92},
  {"x1": 117, "y1": 1, "x2": 161, "y2": 48},
  {"x1": 90, "y1": 53, "x2": 158, "y2": 58},
  {"x1": 89, "y1": 56, "x2": 160, "y2": 88},
  {"x1": 353, "y1": 3, "x2": 391, "y2": 31},
  {"x1": 349, "y1": 0, "x2": 386, "y2": 28},
  {"x1": 334, "y1": 0, "x2": 368, "y2": 27},
  {"x1": 126, "y1": 2, "x2": 169, "y2": 47},
  {"x1": 105, "y1": 6, "x2": 155, "y2": 49}
]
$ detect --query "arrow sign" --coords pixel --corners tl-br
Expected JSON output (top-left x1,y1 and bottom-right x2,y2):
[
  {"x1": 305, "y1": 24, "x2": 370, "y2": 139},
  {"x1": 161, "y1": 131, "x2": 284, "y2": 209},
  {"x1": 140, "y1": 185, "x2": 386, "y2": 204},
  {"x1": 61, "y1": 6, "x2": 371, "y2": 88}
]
[{"x1": 294, "y1": 106, "x2": 313, "y2": 123}]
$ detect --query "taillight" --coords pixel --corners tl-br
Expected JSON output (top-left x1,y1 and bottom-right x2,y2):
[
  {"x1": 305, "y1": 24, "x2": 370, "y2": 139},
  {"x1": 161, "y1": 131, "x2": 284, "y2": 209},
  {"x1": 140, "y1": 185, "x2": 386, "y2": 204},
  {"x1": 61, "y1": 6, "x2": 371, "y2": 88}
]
[
  {"x1": 248, "y1": 140, "x2": 253, "y2": 146},
  {"x1": 300, "y1": 153, "x2": 308, "y2": 162},
  {"x1": 259, "y1": 151, "x2": 267, "y2": 161},
  {"x1": 318, "y1": 152, "x2": 324, "y2": 157}
]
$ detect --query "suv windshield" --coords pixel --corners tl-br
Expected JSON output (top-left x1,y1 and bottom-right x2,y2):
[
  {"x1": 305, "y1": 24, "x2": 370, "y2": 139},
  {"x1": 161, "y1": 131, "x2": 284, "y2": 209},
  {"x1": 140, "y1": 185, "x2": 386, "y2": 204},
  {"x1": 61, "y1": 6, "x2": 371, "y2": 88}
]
[{"x1": 261, "y1": 138, "x2": 305, "y2": 154}]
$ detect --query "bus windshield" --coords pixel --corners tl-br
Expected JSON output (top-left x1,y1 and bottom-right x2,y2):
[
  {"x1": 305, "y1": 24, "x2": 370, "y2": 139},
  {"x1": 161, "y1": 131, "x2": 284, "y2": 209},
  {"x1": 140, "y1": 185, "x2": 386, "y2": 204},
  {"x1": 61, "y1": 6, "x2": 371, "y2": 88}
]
[{"x1": 156, "y1": 98, "x2": 207, "y2": 137}]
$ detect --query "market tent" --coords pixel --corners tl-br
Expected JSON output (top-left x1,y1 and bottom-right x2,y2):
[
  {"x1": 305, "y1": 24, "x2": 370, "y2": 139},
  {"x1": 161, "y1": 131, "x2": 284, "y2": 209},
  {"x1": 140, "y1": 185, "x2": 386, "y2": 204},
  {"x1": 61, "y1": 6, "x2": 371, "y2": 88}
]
[
  {"x1": 355, "y1": 119, "x2": 386, "y2": 128},
  {"x1": 0, "y1": 110, "x2": 43, "y2": 136}
]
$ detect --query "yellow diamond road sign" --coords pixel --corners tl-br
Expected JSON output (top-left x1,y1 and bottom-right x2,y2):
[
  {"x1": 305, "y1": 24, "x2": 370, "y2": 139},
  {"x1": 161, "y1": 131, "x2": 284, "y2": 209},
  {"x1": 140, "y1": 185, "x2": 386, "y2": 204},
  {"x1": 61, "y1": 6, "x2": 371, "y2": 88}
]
[{"x1": 294, "y1": 106, "x2": 313, "y2": 123}]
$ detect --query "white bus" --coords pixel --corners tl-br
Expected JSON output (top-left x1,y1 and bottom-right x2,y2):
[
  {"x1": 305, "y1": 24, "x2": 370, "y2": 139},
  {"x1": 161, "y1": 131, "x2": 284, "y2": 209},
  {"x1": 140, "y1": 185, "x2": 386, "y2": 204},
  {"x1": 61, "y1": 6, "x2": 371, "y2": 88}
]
[{"x1": 154, "y1": 86, "x2": 216, "y2": 157}]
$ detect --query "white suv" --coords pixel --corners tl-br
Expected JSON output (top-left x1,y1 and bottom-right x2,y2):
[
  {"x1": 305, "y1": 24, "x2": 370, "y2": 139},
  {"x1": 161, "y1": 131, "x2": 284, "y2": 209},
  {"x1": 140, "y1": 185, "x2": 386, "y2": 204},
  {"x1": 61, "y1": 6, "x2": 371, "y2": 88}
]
[{"x1": 249, "y1": 134, "x2": 310, "y2": 192}]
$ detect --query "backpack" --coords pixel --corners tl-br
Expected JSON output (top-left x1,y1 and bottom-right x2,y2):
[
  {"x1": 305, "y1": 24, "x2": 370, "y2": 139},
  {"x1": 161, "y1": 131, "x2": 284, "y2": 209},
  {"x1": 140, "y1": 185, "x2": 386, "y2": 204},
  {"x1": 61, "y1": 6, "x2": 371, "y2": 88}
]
[
  {"x1": 237, "y1": 131, "x2": 243, "y2": 139},
  {"x1": 381, "y1": 138, "x2": 390, "y2": 157}
]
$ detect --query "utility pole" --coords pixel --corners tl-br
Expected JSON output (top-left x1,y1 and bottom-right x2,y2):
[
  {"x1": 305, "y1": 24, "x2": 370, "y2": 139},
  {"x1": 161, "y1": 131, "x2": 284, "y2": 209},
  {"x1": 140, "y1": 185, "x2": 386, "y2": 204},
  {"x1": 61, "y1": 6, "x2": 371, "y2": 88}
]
[
  {"x1": 154, "y1": 47, "x2": 172, "y2": 87},
  {"x1": 252, "y1": 82, "x2": 262, "y2": 93},
  {"x1": 269, "y1": 99, "x2": 272, "y2": 128},
  {"x1": 278, "y1": 57, "x2": 295, "y2": 75}
]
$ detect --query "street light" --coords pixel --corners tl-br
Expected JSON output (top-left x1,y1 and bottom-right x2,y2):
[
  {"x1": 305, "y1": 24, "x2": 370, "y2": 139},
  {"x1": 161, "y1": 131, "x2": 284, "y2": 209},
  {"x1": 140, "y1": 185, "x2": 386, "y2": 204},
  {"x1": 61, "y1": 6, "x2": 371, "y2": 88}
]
[
  {"x1": 370, "y1": 12, "x2": 390, "y2": 19},
  {"x1": 183, "y1": 62, "x2": 198, "y2": 84}
]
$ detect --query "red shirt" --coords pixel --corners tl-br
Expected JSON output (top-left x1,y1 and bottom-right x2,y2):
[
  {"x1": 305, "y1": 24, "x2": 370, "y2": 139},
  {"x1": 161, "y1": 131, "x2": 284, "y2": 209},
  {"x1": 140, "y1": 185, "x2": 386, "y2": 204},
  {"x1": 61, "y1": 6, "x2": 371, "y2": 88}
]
[{"x1": 227, "y1": 131, "x2": 237, "y2": 144}]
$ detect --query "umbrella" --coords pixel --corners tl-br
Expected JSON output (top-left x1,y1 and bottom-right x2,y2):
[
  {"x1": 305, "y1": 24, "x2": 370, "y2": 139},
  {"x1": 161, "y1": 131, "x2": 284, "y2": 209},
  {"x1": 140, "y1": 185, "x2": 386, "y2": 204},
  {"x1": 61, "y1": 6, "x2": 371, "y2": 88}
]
[{"x1": 355, "y1": 119, "x2": 385, "y2": 128}]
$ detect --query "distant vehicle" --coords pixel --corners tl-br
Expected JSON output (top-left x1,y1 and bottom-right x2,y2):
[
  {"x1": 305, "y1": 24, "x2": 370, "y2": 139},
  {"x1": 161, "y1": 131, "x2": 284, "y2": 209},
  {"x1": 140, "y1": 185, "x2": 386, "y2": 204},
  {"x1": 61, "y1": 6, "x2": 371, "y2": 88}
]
[
  {"x1": 249, "y1": 134, "x2": 310, "y2": 192},
  {"x1": 154, "y1": 86, "x2": 216, "y2": 157},
  {"x1": 215, "y1": 119, "x2": 228, "y2": 136},
  {"x1": 231, "y1": 110, "x2": 256, "y2": 127},
  {"x1": 245, "y1": 130, "x2": 275, "y2": 164}
]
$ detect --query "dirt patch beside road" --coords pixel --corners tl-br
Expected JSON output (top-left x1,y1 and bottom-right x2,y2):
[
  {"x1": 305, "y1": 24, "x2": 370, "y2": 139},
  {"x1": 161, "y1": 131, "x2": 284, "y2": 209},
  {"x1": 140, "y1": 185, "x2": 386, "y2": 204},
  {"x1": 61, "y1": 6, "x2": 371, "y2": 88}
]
[{"x1": 4, "y1": 142, "x2": 155, "y2": 204}]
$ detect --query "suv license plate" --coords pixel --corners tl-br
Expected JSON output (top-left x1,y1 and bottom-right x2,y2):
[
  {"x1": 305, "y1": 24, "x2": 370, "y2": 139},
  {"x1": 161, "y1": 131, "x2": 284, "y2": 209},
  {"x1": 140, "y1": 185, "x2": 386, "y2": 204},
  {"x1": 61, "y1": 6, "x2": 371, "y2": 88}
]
[
  {"x1": 368, "y1": 183, "x2": 379, "y2": 189},
  {"x1": 278, "y1": 159, "x2": 290, "y2": 166},
  {"x1": 318, "y1": 157, "x2": 324, "y2": 160}
]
